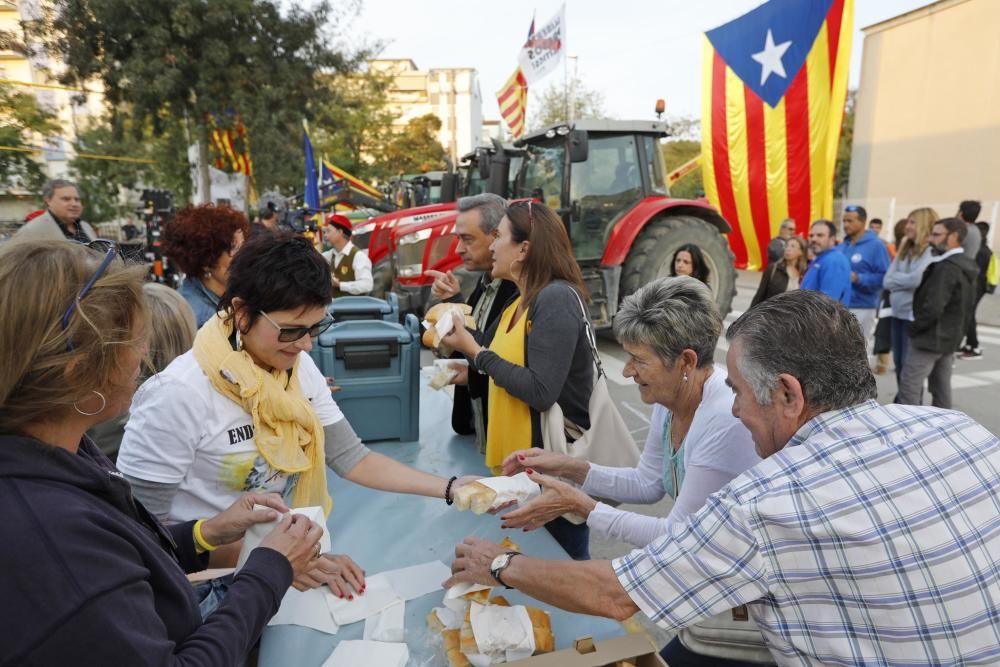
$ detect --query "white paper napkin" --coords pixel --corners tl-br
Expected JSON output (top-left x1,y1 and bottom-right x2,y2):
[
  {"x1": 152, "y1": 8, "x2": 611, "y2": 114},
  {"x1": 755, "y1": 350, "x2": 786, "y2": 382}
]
[
  {"x1": 326, "y1": 574, "x2": 401, "y2": 626},
  {"x1": 478, "y1": 472, "x2": 541, "y2": 509},
  {"x1": 443, "y1": 581, "x2": 492, "y2": 612},
  {"x1": 431, "y1": 606, "x2": 463, "y2": 630},
  {"x1": 321, "y1": 640, "x2": 409, "y2": 667},
  {"x1": 235, "y1": 506, "x2": 339, "y2": 635},
  {"x1": 363, "y1": 599, "x2": 405, "y2": 643}
]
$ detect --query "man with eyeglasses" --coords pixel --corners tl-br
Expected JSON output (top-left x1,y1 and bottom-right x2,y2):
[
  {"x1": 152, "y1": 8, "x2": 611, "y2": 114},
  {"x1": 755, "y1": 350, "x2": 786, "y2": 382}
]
[{"x1": 896, "y1": 218, "x2": 979, "y2": 408}]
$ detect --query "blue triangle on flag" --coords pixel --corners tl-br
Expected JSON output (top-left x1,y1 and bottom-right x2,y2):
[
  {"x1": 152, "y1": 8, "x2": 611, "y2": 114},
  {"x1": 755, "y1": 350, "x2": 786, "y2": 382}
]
[{"x1": 706, "y1": 0, "x2": 834, "y2": 107}]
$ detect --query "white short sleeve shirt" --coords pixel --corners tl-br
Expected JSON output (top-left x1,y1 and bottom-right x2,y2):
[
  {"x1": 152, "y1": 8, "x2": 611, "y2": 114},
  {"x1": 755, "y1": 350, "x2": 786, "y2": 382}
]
[{"x1": 117, "y1": 350, "x2": 343, "y2": 522}]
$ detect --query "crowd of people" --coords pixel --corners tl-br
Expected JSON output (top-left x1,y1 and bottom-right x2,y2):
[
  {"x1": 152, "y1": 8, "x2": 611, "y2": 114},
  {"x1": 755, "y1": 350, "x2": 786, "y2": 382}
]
[
  {"x1": 2, "y1": 180, "x2": 999, "y2": 666},
  {"x1": 754, "y1": 202, "x2": 995, "y2": 410}
]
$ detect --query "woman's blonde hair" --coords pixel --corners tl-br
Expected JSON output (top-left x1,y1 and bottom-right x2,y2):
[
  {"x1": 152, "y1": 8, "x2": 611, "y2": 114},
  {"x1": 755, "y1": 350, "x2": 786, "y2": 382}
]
[
  {"x1": 898, "y1": 207, "x2": 939, "y2": 260},
  {"x1": 142, "y1": 283, "x2": 196, "y2": 376},
  {"x1": 0, "y1": 240, "x2": 147, "y2": 434}
]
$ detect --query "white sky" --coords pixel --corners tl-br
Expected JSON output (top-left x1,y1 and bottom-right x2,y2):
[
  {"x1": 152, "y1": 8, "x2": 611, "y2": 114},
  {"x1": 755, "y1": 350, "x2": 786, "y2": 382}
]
[{"x1": 346, "y1": 0, "x2": 931, "y2": 125}]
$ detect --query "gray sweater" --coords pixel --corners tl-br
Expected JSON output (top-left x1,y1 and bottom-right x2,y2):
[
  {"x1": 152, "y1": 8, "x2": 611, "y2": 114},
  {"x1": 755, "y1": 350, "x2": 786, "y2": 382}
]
[{"x1": 474, "y1": 280, "x2": 593, "y2": 444}]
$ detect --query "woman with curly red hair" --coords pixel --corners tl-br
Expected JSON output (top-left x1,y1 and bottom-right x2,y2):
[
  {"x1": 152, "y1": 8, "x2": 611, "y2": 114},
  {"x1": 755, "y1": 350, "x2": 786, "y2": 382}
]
[{"x1": 163, "y1": 204, "x2": 250, "y2": 327}]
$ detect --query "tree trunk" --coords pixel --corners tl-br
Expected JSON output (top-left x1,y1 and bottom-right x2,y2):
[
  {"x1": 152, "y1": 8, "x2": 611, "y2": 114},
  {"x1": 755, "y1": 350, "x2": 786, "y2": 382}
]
[{"x1": 198, "y1": 122, "x2": 212, "y2": 204}]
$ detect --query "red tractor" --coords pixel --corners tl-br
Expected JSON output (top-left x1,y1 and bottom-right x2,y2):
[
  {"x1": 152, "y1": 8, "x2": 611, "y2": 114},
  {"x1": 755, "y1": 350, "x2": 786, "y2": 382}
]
[
  {"x1": 355, "y1": 144, "x2": 520, "y2": 298},
  {"x1": 389, "y1": 120, "x2": 737, "y2": 326}
]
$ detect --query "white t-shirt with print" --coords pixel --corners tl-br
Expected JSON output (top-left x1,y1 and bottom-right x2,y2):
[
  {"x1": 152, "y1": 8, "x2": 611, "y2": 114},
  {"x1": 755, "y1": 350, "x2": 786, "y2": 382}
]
[{"x1": 117, "y1": 349, "x2": 344, "y2": 523}]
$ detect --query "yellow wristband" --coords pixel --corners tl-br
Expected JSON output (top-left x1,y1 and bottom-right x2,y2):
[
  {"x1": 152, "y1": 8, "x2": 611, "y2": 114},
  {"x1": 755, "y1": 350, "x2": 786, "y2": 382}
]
[{"x1": 193, "y1": 520, "x2": 218, "y2": 552}]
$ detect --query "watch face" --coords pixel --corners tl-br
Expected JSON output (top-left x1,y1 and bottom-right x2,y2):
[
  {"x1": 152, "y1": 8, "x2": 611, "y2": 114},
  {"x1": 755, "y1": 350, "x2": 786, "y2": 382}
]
[{"x1": 491, "y1": 553, "x2": 510, "y2": 571}]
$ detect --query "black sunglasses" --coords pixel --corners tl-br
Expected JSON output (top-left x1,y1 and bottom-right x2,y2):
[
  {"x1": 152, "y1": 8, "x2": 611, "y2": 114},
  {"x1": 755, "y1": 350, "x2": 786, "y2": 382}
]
[
  {"x1": 258, "y1": 311, "x2": 334, "y2": 343},
  {"x1": 61, "y1": 240, "x2": 127, "y2": 350}
]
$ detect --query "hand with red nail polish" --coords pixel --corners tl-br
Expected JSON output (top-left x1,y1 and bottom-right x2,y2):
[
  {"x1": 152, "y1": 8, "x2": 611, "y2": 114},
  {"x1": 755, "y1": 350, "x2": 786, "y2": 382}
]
[{"x1": 498, "y1": 449, "x2": 591, "y2": 485}]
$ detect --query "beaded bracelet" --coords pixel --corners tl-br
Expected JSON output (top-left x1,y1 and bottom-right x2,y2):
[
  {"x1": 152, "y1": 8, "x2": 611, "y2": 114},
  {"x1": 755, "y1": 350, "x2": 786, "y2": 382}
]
[
  {"x1": 444, "y1": 476, "x2": 459, "y2": 505},
  {"x1": 193, "y1": 519, "x2": 218, "y2": 552}
]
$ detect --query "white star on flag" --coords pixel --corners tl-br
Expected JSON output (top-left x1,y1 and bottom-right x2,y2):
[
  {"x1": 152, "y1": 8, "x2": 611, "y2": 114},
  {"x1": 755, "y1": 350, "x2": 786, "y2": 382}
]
[{"x1": 751, "y1": 29, "x2": 792, "y2": 86}]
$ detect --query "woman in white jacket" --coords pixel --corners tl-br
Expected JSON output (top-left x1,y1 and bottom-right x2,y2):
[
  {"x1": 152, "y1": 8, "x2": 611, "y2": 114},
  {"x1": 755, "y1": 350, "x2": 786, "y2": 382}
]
[{"x1": 882, "y1": 207, "x2": 937, "y2": 384}]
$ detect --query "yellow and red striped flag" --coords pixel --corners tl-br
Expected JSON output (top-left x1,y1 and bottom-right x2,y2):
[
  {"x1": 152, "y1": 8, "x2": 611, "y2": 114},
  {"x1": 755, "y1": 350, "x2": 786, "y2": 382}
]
[
  {"x1": 209, "y1": 114, "x2": 254, "y2": 179},
  {"x1": 701, "y1": 0, "x2": 852, "y2": 270},
  {"x1": 496, "y1": 67, "x2": 528, "y2": 138}
]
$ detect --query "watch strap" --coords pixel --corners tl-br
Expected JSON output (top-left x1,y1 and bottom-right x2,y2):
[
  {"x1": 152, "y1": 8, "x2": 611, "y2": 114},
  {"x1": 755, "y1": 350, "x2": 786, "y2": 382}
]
[{"x1": 491, "y1": 551, "x2": 520, "y2": 589}]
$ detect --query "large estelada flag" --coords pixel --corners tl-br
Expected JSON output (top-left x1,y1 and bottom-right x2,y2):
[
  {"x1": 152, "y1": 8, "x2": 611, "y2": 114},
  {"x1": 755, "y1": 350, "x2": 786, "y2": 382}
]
[
  {"x1": 701, "y1": 0, "x2": 853, "y2": 270},
  {"x1": 496, "y1": 67, "x2": 529, "y2": 138}
]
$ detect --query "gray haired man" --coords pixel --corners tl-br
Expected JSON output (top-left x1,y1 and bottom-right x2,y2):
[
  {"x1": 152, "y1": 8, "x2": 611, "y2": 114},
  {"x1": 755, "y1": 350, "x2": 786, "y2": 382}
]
[
  {"x1": 425, "y1": 193, "x2": 518, "y2": 443},
  {"x1": 445, "y1": 290, "x2": 1000, "y2": 665}
]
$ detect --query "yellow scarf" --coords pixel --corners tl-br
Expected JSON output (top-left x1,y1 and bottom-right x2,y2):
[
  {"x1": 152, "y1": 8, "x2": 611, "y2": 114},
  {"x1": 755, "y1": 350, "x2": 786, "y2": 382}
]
[{"x1": 192, "y1": 314, "x2": 331, "y2": 515}]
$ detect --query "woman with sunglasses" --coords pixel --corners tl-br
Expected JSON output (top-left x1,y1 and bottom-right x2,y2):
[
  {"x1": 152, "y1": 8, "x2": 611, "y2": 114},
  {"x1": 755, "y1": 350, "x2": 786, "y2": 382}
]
[
  {"x1": 442, "y1": 200, "x2": 594, "y2": 560},
  {"x1": 0, "y1": 239, "x2": 324, "y2": 664},
  {"x1": 117, "y1": 232, "x2": 463, "y2": 599},
  {"x1": 162, "y1": 204, "x2": 250, "y2": 327}
]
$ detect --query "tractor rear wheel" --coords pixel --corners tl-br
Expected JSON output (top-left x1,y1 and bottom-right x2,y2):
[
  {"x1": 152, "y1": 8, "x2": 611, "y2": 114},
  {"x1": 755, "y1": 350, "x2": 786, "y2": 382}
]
[{"x1": 620, "y1": 215, "x2": 737, "y2": 317}]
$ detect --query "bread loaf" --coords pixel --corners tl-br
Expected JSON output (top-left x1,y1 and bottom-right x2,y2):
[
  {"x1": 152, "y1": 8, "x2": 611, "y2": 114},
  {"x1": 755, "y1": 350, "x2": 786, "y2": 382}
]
[
  {"x1": 453, "y1": 481, "x2": 497, "y2": 514},
  {"x1": 526, "y1": 606, "x2": 555, "y2": 654}
]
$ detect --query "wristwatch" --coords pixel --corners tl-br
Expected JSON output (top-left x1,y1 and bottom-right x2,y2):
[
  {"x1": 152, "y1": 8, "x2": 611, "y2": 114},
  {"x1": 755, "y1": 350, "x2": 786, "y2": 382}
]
[{"x1": 490, "y1": 551, "x2": 521, "y2": 589}]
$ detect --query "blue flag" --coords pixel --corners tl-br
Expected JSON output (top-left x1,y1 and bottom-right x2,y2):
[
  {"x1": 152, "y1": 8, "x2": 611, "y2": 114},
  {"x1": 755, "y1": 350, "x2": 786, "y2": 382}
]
[{"x1": 303, "y1": 121, "x2": 319, "y2": 211}]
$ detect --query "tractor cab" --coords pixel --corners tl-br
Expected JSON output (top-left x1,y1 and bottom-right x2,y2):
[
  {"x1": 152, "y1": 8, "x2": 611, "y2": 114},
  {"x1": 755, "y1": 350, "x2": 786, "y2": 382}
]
[{"x1": 514, "y1": 120, "x2": 669, "y2": 262}]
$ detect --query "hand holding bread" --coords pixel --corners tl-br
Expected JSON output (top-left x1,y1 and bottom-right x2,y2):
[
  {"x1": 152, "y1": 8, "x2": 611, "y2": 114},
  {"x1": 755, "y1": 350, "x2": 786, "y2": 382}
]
[{"x1": 500, "y1": 471, "x2": 598, "y2": 530}]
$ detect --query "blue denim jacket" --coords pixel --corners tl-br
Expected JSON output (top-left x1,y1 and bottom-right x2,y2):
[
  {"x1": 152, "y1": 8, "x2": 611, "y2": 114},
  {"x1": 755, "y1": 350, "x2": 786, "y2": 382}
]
[{"x1": 178, "y1": 277, "x2": 220, "y2": 328}]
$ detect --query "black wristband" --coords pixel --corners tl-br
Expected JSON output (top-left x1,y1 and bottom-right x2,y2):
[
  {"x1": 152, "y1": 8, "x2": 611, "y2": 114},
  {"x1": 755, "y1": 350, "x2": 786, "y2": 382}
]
[{"x1": 444, "y1": 475, "x2": 458, "y2": 505}]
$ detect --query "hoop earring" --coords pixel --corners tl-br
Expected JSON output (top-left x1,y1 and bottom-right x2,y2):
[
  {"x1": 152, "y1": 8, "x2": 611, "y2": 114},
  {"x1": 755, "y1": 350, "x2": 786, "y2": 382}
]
[
  {"x1": 74, "y1": 390, "x2": 107, "y2": 416},
  {"x1": 508, "y1": 258, "x2": 520, "y2": 277}
]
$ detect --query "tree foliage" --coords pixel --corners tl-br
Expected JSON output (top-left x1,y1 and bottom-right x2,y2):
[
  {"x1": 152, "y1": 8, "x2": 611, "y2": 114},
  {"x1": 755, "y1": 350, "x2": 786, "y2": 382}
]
[
  {"x1": 375, "y1": 114, "x2": 447, "y2": 178},
  {"x1": 530, "y1": 75, "x2": 607, "y2": 129},
  {"x1": 660, "y1": 139, "x2": 704, "y2": 200},
  {"x1": 833, "y1": 89, "x2": 855, "y2": 199},
  {"x1": 37, "y1": 0, "x2": 361, "y2": 200},
  {"x1": 311, "y1": 69, "x2": 396, "y2": 183},
  {"x1": 68, "y1": 115, "x2": 191, "y2": 221},
  {"x1": 0, "y1": 82, "x2": 60, "y2": 193}
]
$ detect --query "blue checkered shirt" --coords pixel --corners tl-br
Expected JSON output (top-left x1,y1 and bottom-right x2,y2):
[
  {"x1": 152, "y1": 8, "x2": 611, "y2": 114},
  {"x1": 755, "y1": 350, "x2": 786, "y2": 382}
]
[{"x1": 614, "y1": 400, "x2": 1000, "y2": 666}]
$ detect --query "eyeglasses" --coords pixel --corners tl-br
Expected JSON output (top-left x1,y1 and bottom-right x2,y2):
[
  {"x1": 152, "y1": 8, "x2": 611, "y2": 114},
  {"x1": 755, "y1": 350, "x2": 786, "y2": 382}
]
[
  {"x1": 61, "y1": 240, "x2": 126, "y2": 350},
  {"x1": 258, "y1": 311, "x2": 334, "y2": 343}
]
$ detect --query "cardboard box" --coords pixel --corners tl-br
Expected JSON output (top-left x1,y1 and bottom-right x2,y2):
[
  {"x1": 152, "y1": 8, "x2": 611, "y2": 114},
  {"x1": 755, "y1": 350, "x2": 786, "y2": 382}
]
[{"x1": 508, "y1": 634, "x2": 667, "y2": 667}]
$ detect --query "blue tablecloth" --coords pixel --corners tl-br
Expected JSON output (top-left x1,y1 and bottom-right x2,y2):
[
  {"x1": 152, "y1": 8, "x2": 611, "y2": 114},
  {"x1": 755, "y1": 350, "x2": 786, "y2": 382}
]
[{"x1": 258, "y1": 382, "x2": 624, "y2": 666}]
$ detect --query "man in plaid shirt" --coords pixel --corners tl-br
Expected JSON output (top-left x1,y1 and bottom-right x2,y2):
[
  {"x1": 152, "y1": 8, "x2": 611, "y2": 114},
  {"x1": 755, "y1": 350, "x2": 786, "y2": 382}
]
[{"x1": 446, "y1": 290, "x2": 1000, "y2": 666}]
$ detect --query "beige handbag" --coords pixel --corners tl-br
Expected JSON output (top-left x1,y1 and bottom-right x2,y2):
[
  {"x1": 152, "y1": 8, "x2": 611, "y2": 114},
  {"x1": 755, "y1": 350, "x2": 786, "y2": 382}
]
[
  {"x1": 538, "y1": 290, "x2": 640, "y2": 525},
  {"x1": 678, "y1": 605, "x2": 774, "y2": 663}
]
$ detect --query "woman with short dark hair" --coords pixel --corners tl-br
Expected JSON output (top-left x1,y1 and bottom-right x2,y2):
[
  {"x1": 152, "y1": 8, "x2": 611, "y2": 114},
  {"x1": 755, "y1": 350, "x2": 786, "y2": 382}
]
[
  {"x1": 163, "y1": 204, "x2": 250, "y2": 327},
  {"x1": 442, "y1": 200, "x2": 594, "y2": 559},
  {"x1": 118, "y1": 232, "x2": 463, "y2": 598},
  {"x1": 0, "y1": 239, "x2": 323, "y2": 664}
]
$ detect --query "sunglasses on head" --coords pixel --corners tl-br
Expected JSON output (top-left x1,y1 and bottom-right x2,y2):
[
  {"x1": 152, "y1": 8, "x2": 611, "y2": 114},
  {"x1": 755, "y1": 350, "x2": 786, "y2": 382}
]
[
  {"x1": 257, "y1": 311, "x2": 334, "y2": 343},
  {"x1": 61, "y1": 240, "x2": 128, "y2": 351}
]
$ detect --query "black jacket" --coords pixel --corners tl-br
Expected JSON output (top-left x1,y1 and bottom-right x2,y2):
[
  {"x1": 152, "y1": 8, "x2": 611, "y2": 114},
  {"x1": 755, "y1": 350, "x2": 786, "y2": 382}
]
[
  {"x1": 450, "y1": 276, "x2": 519, "y2": 434},
  {"x1": 751, "y1": 261, "x2": 791, "y2": 308},
  {"x1": 0, "y1": 434, "x2": 291, "y2": 666},
  {"x1": 908, "y1": 252, "x2": 979, "y2": 353}
]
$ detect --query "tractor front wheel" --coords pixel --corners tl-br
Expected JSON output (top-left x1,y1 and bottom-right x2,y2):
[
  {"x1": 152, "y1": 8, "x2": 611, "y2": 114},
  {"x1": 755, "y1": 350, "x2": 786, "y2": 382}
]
[{"x1": 620, "y1": 215, "x2": 737, "y2": 317}]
